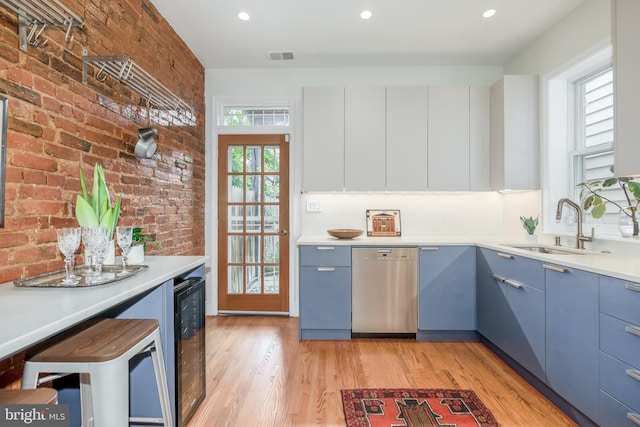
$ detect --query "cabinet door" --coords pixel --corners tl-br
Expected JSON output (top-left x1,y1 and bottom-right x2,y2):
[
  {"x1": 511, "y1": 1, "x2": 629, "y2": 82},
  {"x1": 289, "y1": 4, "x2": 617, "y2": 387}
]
[
  {"x1": 470, "y1": 86, "x2": 490, "y2": 191},
  {"x1": 490, "y1": 76, "x2": 539, "y2": 190},
  {"x1": 545, "y1": 265, "x2": 599, "y2": 423},
  {"x1": 299, "y1": 266, "x2": 351, "y2": 330},
  {"x1": 419, "y1": 246, "x2": 475, "y2": 331},
  {"x1": 476, "y1": 249, "x2": 506, "y2": 350},
  {"x1": 428, "y1": 86, "x2": 470, "y2": 191},
  {"x1": 613, "y1": 0, "x2": 640, "y2": 176},
  {"x1": 302, "y1": 87, "x2": 344, "y2": 191},
  {"x1": 386, "y1": 86, "x2": 428, "y2": 190},
  {"x1": 345, "y1": 87, "x2": 386, "y2": 190},
  {"x1": 505, "y1": 282, "x2": 545, "y2": 381}
]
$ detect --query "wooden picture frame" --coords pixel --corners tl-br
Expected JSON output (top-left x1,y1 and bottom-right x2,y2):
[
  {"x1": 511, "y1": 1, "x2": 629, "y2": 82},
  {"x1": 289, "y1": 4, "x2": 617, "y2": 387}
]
[
  {"x1": 366, "y1": 209, "x2": 401, "y2": 237},
  {"x1": 0, "y1": 95, "x2": 6, "y2": 228}
]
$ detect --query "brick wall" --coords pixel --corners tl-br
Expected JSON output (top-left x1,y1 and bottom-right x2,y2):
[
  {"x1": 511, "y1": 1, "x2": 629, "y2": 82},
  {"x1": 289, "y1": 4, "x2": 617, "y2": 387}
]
[{"x1": 0, "y1": 0, "x2": 205, "y2": 386}]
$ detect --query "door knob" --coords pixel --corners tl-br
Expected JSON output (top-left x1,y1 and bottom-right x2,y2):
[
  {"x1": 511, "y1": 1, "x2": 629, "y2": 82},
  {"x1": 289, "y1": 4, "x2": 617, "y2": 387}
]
[{"x1": 279, "y1": 229, "x2": 288, "y2": 236}]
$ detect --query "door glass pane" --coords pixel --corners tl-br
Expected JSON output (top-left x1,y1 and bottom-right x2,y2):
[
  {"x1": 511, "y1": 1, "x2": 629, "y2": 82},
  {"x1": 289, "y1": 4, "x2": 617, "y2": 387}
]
[
  {"x1": 246, "y1": 205, "x2": 262, "y2": 233},
  {"x1": 228, "y1": 266, "x2": 243, "y2": 294},
  {"x1": 246, "y1": 266, "x2": 261, "y2": 294},
  {"x1": 264, "y1": 266, "x2": 279, "y2": 294},
  {"x1": 264, "y1": 206, "x2": 279, "y2": 233},
  {"x1": 227, "y1": 236, "x2": 243, "y2": 263},
  {"x1": 264, "y1": 175, "x2": 279, "y2": 202},
  {"x1": 228, "y1": 206, "x2": 243, "y2": 232},
  {"x1": 245, "y1": 236, "x2": 261, "y2": 263},
  {"x1": 228, "y1": 176, "x2": 244, "y2": 202},
  {"x1": 246, "y1": 146, "x2": 262, "y2": 172},
  {"x1": 228, "y1": 147, "x2": 244, "y2": 172},
  {"x1": 264, "y1": 146, "x2": 280, "y2": 172},
  {"x1": 264, "y1": 235, "x2": 279, "y2": 263},
  {"x1": 246, "y1": 175, "x2": 261, "y2": 202}
]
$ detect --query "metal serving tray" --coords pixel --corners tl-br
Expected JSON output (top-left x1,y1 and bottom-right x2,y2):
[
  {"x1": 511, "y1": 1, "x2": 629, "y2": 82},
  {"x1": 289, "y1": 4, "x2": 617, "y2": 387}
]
[{"x1": 13, "y1": 265, "x2": 149, "y2": 288}]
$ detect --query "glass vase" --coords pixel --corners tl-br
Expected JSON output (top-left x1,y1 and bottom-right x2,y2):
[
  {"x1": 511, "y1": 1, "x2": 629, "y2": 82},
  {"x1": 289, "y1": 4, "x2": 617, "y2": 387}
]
[{"x1": 618, "y1": 210, "x2": 635, "y2": 237}]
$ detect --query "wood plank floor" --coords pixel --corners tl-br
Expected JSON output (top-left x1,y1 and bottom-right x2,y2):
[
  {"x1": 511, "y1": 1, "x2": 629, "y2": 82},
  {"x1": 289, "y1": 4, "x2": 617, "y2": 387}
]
[{"x1": 187, "y1": 316, "x2": 577, "y2": 427}]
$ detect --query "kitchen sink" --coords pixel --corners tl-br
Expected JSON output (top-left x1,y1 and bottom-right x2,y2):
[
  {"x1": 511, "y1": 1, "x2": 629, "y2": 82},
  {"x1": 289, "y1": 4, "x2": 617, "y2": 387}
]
[{"x1": 502, "y1": 244, "x2": 590, "y2": 255}]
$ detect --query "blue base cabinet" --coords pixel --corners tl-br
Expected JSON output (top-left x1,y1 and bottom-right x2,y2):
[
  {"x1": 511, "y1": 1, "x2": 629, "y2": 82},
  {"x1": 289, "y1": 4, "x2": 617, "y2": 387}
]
[
  {"x1": 299, "y1": 245, "x2": 351, "y2": 340},
  {"x1": 545, "y1": 264, "x2": 599, "y2": 424},
  {"x1": 418, "y1": 246, "x2": 476, "y2": 340},
  {"x1": 599, "y1": 275, "x2": 640, "y2": 425},
  {"x1": 476, "y1": 248, "x2": 545, "y2": 381}
]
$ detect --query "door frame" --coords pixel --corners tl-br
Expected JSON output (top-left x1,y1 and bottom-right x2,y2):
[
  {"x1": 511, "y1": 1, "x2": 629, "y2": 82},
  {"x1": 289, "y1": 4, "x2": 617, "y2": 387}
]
[{"x1": 207, "y1": 103, "x2": 297, "y2": 316}]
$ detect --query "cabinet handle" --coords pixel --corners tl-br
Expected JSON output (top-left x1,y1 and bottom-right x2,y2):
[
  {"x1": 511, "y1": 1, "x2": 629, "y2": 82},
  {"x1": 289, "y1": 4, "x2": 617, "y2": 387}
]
[
  {"x1": 625, "y1": 325, "x2": 640, "y2": 337},
  {"x1": 625, "y1": 283, "x2": 640, "y2": 293},
  {"x1": 543, "y1": 264, "x2": 566, "y2": 273},
  {"x1": 420, "y1": 247, "x2": 439, "y2": 251},
  {"x1": 491, "y1": 274, "x2": 506, "y2": 283},
  {"x1": 316, "y1": 246, "x2": 335, "y2": 251},
  {"x1": 496, "y1": 252, "x2": 513, "y2": 259},
  {"x1": 626, "y1": 369, "x2": 640, "y2": 383},
  {"x1": 628, "y1": 413, "x2": 640, "y2": 426},
  {"x1": 316, "y1": 267, "x2": 335, "y2": 272},
  {"x1": 504, "y1": 279, "x2": 523, "y2": 289}
]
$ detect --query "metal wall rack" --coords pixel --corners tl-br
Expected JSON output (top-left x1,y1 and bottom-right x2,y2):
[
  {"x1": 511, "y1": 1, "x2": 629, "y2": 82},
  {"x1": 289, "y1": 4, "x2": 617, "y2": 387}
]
[
  {"x1": 0, "y1": 0, "x2": 84, "y2": 51},
  {"x1": 82, "y1": 55, "x2": 193, "y2": 120}
]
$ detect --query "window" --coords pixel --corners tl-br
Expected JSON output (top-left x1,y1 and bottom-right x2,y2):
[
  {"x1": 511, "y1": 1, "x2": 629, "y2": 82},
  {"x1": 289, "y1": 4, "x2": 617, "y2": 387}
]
[
  {"x1": 571, "y1": 67, "x2": 619, "y2": 224},
  {"x1": 223, "y1": 107, "x2": 289, "y2": 127}
]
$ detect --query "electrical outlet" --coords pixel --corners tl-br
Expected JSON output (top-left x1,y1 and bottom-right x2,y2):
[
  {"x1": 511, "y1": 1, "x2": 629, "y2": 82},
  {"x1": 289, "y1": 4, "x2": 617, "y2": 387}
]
[{"x1": 306, "y1": 201, "x2": 322, "y2": 213}]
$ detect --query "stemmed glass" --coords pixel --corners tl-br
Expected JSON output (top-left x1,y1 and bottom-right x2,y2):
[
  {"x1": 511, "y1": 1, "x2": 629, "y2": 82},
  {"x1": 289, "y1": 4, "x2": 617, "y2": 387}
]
[
  {"x1": 116, "y1": 226, "x2": 133, "y2": 276},
  {"x1": 91, "y1": 227, "x2": 110, "y2": 277},
  {"x1": 56, "y1": 227, "x2": 81, "y2": 285}
]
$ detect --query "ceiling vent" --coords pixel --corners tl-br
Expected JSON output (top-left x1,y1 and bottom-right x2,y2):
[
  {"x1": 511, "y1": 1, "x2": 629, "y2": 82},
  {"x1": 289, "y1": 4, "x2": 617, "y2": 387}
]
[{"x1": 269, "y1": 51, "x2": 294, "y2": 61}]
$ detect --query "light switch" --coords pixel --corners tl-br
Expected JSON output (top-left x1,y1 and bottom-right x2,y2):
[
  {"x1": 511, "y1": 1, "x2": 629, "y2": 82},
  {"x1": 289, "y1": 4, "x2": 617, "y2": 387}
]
[{"x1": 306, "y1": 201, "x2": 322, "y2": 212}]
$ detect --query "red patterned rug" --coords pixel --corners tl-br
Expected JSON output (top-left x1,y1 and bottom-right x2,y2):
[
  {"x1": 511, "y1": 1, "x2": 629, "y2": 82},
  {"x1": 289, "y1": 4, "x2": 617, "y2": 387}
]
[{"x1": 342, "y1": 388, "x2": 500, "y2": 427}]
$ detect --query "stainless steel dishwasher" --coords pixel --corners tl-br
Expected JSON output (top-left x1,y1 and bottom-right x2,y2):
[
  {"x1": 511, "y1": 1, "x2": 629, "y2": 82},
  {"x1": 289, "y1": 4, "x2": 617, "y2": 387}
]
[{"x1": 352, "y1": 247, "x2": 418, "y2": 336}]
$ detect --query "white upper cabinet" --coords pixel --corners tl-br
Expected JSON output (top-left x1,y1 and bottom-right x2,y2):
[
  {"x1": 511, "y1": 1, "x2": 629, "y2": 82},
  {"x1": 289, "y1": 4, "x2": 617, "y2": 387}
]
[
  {"x1": 613, "y1": 0, "x2": 640, "y2": 177},
  {"x1": 470, "y1": 86, "x2": 491, "y2": 191},
  {"x1": 386, "y1": 86, "x2": 428, "y2": 191},
  {"x1": 428, "y1": 86, "x2": 471, "y2": 191},
  {"x1": 344, "y1": 87, "x2": 386, "y2": 190},
  {"x1": 490, "y1": 75, "x2": 539, "y2": 190},
  {"x1": 302, "y1": 87, "x2": 345, "y2": 191}
]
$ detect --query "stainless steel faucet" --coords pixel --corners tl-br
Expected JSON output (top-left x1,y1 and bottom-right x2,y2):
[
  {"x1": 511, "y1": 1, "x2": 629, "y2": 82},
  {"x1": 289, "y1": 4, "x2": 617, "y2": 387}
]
[{"x1": 555, "y1": 198, "x2": 594, "y2": 249}]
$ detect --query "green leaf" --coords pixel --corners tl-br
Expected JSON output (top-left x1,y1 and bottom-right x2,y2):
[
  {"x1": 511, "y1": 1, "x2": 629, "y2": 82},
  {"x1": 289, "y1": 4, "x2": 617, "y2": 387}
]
[
  {"x1": 79, "y1": 166, "x2": 89, "y2": 202},
  {"x1": 75, "y1": 195, "x2": 99, "y2": 226},
  {"x1": 582, "y1": 195, "x2": 594, "y2": 210},
  {"x1": 602, "y1": 178, "x2": 618, "y2": 187},
  {"x1": 591, "y1": 203, "x2": 607, "y2": 219},
  {"x1": 629, "y1": 181, "x2": 640, "y2": 200}
]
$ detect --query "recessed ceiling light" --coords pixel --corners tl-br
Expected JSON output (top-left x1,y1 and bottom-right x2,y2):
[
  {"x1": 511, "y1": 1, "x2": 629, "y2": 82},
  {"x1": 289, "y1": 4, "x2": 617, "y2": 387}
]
[
  {"x1": 360, "y1": 10, "x2": 373, "y2": 20},
  {"x1": 237, "y1": 11, "x2": 251, "y2": 21},
  {"x1": 482, "y1": 9, "x2": 497, "y2": 18}
]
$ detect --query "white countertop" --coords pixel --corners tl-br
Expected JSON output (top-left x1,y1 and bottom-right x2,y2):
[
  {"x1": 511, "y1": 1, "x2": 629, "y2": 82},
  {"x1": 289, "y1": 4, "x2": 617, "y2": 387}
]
[
  {"x1": 297, "y1": 235, "x2": 640, "y2": 283},
  {"x1": 0, "y1": 256, "x2": 207, "y2": 359}
]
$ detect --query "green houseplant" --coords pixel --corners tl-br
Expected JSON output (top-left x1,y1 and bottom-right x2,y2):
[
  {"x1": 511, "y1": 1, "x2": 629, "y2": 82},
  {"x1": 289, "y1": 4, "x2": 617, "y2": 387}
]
[
  {"x1": 132, "y1": 227, "x2": 161, "y2": 252},
  {"x1": 520, "y1": 216, "x2": 539, "y2": 235},
  {"x1": 578, "y1": 168, "x2": 640, "y2": 236},
  {"x1": 75, "y1": 163, "x2": 121, "y2": 239}
]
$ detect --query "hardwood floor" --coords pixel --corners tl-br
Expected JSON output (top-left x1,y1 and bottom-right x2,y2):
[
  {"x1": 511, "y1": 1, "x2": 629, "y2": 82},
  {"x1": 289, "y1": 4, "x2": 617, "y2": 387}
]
[{"x1": 187, "y1": 316, "x2": 577, "y2": 427}]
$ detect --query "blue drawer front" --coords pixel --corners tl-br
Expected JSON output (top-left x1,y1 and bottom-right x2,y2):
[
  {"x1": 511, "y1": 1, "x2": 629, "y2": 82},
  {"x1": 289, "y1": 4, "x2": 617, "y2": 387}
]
[
  {"x1": 480, "y1": 248, "x2": 544, "y2": 291},
  {"x1": 300, "y1": 245, "x2": 351, "y2": 267},
  {"x1": 600, "y1": 275, "x2": 640, "y2": 325},
  {"x1": 299, "y1": 266, "x2": 351, "y2": 329},
  {"x1": 601, "y1": 314, "x2": 640, "y2": 369},
  {"x1": 600, "y1": 391, "x2": 640, "y2": 427},
  {"x1": 600, "y1": 352, "x2": 640, "y2": 414}
]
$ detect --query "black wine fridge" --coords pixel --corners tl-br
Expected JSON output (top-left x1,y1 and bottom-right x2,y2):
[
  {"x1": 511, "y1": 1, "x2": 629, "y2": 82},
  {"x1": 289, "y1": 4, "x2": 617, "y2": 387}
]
[{"x1": 174, "y1": 276, "x2": 206, "y2": 427}]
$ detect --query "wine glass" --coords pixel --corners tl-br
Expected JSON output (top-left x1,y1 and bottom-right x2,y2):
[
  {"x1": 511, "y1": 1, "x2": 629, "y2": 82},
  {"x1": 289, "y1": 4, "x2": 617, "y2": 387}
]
[
  {"x1": 57, "y1": 227, "x2": 81, "y2": 285},
  {"x1": 91, "y1": 226, "x2": 110, "y2": 277},
  {"x1": 116, "y1": 226, "x2": 133, "y2": 276},
  {"x1": 81, "y1": 226, "x2": 99, "y2": 277}
]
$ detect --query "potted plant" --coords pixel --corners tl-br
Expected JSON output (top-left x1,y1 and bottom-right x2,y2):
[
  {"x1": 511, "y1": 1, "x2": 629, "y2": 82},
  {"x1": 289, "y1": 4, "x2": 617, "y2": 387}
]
[
  {"x1": 75, "y1": 163, "x2": 122, "y2": 263},
  {"x1": 578, "y1": 168, "x2": 640, "y2": 236},
  {"x1": 520, "y1": 215, "x2": 538, "y2": 242},
  {"x1": 128, "y1": 227, "x2": 161, "y2": 263}
]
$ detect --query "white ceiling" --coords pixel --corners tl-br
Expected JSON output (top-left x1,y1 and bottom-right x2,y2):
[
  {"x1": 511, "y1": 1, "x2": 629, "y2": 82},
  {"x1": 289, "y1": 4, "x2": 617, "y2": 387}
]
[{"x1": 149, "y1": 0, "x2": 585, "y2": 69}]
